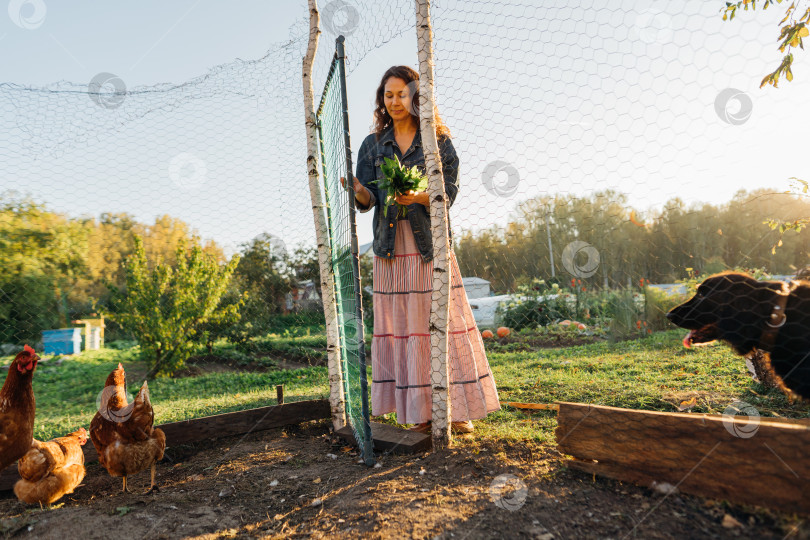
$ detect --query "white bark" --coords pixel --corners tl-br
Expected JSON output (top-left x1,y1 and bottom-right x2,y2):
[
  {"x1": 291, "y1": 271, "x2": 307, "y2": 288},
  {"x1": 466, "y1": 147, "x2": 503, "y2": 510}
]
[
  {"x1": 415, "y1": 0, "x2": 452, "y2": 448},
  {"x1": 304, "y1": 0, "x2": 345, "y2": 430}
]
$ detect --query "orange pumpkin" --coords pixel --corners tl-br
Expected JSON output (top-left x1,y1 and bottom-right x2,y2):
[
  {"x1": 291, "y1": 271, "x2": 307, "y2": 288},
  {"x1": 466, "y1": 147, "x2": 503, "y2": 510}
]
[
  {"x1": 497, "y1": 327, "x2": 511, "y2": 338},
  {"x1": 576, "y1": 323, "x2": 587, "y2": 330},
  {"x1": 559, "y1": 320, "x2": 571, "y2": 326},
  {"x1": 481, "y1": 329, "x2": 494, "y2": 339}
]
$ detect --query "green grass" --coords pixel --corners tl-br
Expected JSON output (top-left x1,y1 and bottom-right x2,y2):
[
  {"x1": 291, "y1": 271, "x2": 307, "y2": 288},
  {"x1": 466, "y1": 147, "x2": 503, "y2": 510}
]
[
  {"x1": 466, "y1": 329, "x2": 810, "y2": 444},
  {"x1": 4, "y1": 329, "x2": 809, "y2": 444}
]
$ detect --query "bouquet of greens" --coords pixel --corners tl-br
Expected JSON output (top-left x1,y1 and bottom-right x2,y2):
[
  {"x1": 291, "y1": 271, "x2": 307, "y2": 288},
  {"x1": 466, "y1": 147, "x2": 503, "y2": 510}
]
[{"x1": 371, "y1": 155, "x2": 429, "y2": 218}]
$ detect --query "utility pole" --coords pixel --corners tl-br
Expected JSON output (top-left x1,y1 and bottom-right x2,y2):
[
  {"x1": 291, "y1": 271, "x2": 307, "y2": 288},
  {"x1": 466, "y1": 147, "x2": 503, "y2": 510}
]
[{"x1": 546, "y1": 204, "x2": 555, "y2": 278}]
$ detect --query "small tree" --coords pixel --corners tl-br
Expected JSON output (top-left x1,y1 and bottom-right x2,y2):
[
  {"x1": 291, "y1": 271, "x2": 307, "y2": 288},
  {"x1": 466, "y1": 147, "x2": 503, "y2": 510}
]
[
  {"x1": 111, "y1": 235, "x2": 240, "y2": 377},
  {"x1": 233, "y1": 235, "x2": 291, "y2": 321},
  {"x1": 225, "y1": 234, "x2": 306, "y2": 345}
]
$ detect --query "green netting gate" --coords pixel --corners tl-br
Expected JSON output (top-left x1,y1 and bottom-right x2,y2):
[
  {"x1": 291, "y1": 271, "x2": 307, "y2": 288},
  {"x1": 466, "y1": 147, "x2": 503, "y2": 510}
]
[{"x1": 316, "y1": 36, "x2": 374, "y2": 466}]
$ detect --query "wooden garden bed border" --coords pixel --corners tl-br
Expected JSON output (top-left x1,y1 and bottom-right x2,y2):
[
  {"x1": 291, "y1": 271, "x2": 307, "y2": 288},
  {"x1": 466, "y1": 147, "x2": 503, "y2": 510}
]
[{"x1": 556, "y1": 401, "x2": 810, "y2": 515}]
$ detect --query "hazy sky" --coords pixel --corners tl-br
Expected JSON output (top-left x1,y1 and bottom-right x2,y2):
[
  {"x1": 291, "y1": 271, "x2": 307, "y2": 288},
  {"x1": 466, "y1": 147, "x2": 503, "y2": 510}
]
[{"x1": 2, "y1": 1, "x2": 808, "y2": 255}]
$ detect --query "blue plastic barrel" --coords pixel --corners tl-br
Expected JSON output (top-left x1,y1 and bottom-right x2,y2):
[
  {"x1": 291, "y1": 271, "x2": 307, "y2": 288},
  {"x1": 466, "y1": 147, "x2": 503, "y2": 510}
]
[{"x1": 42, "y1": 328, "x2": 82, "y2": 355}]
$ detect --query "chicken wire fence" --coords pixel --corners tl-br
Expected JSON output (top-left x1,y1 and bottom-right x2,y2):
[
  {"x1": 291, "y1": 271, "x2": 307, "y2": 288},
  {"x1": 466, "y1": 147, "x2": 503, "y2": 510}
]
[
  {"x1": 316, "y1": 37, "x2": 373, "y2": 464},
  {"x1": 1, "y1": 0, "x2": 810, "y2": 433}
]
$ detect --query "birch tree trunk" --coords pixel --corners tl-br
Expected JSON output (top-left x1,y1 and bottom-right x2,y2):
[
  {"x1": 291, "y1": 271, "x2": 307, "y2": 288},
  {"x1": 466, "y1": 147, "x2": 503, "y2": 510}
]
[
  {"x1": 415, "y1": 0, "x2": 452, "y2": 449},
  {"x1": 303, "y1": 0, "x2": 345, "y2": 430}
]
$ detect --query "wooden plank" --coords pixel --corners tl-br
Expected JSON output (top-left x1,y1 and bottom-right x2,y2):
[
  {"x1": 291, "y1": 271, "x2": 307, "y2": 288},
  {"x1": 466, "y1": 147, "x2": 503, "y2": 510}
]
[
  {"x1": 743, "y1": 416, "x2": 810, "y2": 426},
  {"x1": 556, "y1": 402, "x2": 810, "y2": 515},
  {"x1": 0, "y1": 399, "x2": 329, "y2": 492},
  {"x1": 336, "y1": 421, "x2": 431, "y2": 454},
  {"x1": 157, "y1": 398, "x2": 329, "y2": 447},
  {"x1": 501, "y1": 402, "x2": 559, "y2": 411}
]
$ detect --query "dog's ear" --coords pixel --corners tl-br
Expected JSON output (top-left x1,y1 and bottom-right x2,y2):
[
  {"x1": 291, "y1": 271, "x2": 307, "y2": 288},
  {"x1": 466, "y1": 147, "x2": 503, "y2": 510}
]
[
  {"x1": 728, "y1": 278, "x2": 778, "y2": 318},
  {"x1": 716, "y1": 278, "x2": 783, "y2": 354},
  {"x1": 746, "y1": 280, "x2": 784, "y2": 313}
]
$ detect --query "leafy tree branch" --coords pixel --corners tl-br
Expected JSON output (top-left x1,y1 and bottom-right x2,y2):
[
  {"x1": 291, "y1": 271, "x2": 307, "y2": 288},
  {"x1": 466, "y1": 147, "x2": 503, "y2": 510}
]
[{"x1": 723, "y1": 0, "x2": 810, "y2": 87}]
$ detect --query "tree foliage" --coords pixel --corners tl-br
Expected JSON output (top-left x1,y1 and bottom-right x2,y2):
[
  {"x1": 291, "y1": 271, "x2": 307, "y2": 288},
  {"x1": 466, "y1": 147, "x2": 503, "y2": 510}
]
[
  {"x1": 0, "y1": 192, "x2": 238, "y2": 345},
  {"x1": 764, "y1": 178, "x2": 810, "y2": 249},
  {"x1": 0, "y1": 194, "x2": 87, "y2": 342},
  {"x1": 110, "y1": 235, "x2": 241, "y2": 377},
  {"x1": 454, "y1": 189, "x2": 810, "y2": 293},
  {"x1": 226, "y1": 235, "x2": 293, "y2": 346},
  {"x1": 0, "y1": 192, "x2": 321, "y2": 348},
  {"x1": 722, "y1": 0, "x2": 810, "y2": 87}
]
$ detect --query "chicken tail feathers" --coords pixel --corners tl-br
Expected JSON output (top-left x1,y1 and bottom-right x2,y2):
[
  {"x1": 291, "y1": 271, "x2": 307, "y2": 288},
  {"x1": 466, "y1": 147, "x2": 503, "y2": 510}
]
[{"x1": 152, "y1": 428, "x2": 166, "y2": 462}]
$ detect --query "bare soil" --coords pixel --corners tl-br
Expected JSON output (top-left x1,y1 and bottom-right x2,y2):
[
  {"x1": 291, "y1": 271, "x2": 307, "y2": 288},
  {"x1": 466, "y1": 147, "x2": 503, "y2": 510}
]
[
  {"x1": 177, "y1": 356, "x2": 269, "y2": 377},
  {"x1": 252, "y1": 351, "x2": 326, "y2": 369},
  {"x1": 175, "y1": 356, "x2": 311, "y2": 378},
  {"x1": 0, "y1": 420, "x2": 805, "y2": 540}
]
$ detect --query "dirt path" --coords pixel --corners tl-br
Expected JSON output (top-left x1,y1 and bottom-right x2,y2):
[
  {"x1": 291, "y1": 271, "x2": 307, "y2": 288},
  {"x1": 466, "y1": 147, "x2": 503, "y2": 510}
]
[{"x1": 0, "y1": 420, "x2": 804, "y2": 539}]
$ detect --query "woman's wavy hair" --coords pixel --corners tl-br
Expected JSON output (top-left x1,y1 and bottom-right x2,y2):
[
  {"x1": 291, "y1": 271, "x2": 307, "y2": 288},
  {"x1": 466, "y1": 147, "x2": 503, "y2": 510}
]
[{"x1": 372, "y1": 65, "x2": 451, "y2": 141}]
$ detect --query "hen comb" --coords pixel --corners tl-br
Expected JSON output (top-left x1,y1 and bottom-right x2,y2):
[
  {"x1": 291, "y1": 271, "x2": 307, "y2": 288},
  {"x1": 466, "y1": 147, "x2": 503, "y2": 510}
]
[{"x1": 23, "y1": 344, "x2": 35, "y2": 355}]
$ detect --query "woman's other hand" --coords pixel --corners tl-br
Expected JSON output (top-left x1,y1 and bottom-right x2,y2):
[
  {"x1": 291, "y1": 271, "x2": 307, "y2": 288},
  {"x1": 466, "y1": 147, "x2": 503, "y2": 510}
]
[
  {"x1": 340, "y1": 175, "x2": 363, "y2": 193},
  {"x1": 340, "y1": 175, "x2": 371, "y2": 207},
  {"x1": 395, "y1": 190, "x2": 430, "y2": 208}
]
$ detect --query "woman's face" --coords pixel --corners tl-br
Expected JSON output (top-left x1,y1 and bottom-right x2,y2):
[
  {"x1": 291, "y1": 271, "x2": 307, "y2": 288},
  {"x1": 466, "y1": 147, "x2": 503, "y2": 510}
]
[{"x1": 383, "y1": 77, "x2": 414, "y2": 123}]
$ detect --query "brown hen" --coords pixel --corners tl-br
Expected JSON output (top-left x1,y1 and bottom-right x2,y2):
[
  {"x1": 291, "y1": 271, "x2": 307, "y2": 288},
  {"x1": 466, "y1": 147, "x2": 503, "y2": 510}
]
[
  {"x1": 14, "y1": 427, "x2": 88, "y2": 505},
  {"x1": 0, "y1": 345, "x2": 39, "y2": 473},
  {"x1": 89, "y1": 363, "x2": 166, "y2": 493}
]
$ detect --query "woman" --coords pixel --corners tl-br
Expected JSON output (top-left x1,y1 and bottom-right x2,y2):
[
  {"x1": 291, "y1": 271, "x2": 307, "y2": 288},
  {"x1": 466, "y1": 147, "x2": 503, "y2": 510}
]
[{"x1": 341, "y1": 65, "x2": 499, "y2": 434}]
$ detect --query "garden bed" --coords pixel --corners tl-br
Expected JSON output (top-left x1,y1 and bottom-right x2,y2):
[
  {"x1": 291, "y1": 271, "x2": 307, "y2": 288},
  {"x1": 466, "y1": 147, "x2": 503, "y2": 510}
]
[{"x1": 0, "y1": 420, "x2": 805, "y2": 539}]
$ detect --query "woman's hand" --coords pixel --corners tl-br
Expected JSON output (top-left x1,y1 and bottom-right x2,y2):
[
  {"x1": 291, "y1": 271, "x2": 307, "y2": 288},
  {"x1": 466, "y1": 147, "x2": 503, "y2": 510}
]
[
  {"x1": 340, "y1": 175, "x2": 370, "y2": 206},
  {"x1": 340, "y1": 174, "x2": 363, "y2": 193},
  {"x1": 395, "y1": 190, "x2": 429, "y2": 208}
]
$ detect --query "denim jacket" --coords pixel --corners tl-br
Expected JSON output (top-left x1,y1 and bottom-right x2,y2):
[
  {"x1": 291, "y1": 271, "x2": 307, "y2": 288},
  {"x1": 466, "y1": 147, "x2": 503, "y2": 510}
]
[{"x1": 354, "y1": 124, "x2": 459, "y2": 263}]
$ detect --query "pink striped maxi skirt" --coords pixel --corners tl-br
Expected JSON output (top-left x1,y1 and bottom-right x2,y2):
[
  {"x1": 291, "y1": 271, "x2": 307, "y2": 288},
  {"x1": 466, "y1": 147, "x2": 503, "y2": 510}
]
[{"x1": 370, "y1": 218, "x2": 500, "y2": 424}]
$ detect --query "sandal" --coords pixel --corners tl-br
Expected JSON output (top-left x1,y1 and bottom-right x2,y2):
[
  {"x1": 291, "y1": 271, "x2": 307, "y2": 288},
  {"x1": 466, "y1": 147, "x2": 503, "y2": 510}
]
[
  {"x1": 451, "y1": 421, "x2": 474, "y2": 434},
  {"x1": 409, "y1": 422, "x2": 431, "y2": 433},
  {"x1": 409, "y1": 421, "x2": 475, "y2": 434}
]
